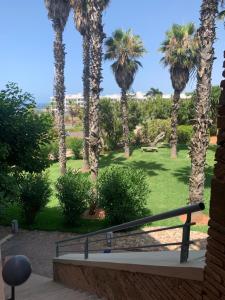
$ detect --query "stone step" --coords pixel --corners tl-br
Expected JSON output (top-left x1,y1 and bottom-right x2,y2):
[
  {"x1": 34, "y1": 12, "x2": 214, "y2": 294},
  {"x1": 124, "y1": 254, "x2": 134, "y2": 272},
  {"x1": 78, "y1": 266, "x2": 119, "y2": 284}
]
[{"x1": 5, "y1": 274, "x2": 104, "y2": 300}]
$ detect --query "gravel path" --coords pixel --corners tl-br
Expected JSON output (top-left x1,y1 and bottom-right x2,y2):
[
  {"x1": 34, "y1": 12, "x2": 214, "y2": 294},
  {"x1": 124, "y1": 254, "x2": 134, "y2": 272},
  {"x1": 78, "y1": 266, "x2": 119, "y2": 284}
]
[{"x1": 0, "y1": 226, "x2": 208, "y2": 278}]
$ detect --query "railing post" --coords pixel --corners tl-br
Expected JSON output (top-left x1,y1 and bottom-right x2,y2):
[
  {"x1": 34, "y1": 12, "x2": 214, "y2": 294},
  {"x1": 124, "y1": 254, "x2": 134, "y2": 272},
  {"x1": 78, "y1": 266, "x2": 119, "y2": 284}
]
[
  {"x1": 56, "y1": 243, "x2": 59, "y2": 258},
  {"x1": 180, "y1": 212, "x2": 191, "y2": 263},
  {"x1": 106, "y1": 231, "x2": 113, "y2": 248},
  {"x1": 84, "y1": 237, "x2": 89, "y2": 259}
]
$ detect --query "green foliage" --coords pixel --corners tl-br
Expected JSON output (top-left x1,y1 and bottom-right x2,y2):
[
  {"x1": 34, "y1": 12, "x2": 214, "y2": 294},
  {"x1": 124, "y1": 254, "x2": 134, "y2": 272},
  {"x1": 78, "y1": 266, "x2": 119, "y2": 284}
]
[
  {"x1": 142, "y1": 119, "x2": 171, "y2": 143},
  {"x1": 178, "y1": 99, "x2": 195, "y2": 125},
  {"x1": 69, "y1": 138, "x2": 83, "y2": 159},
  {"x1": 0, "y1": 83, "x2": 54, "y2": 173},
  {"x1": 56, "y1": 169, "x2": 91, "y2": 225},
  {"x1": 98, "y1": 166, "x2": 150, "y2": 225},
  {"x1": 49, "y1": 141, "x2": 59, "y2": 161},
  {"x1": 19, "y1": 172, "x2": 52, "y2": 225},
  {"x1": 177, "y1": 125, "x2": 193, "y2": 144},
  {"x1": 99, "y1": 98, "x2": 122, "y2": 150},
  {"x1": 0, "y1": 83, "x2": 54, "y2": 205},
  {"x1": 142, "y1": 97, "x2": 172, "y2": 120}
]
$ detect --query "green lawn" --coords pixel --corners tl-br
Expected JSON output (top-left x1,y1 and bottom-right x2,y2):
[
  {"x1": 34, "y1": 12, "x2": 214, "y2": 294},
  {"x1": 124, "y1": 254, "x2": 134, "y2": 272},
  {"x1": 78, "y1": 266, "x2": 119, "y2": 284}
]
[{"x1": 2, "y1": 144, "x2": 215, "y2": 233}]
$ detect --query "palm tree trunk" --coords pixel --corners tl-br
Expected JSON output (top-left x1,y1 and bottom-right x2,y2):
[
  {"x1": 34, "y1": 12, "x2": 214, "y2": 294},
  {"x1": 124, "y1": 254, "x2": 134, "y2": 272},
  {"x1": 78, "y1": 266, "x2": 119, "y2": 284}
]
[
  {"x1": 54, "y1": 30, "x2": 67, "y2": 175},
  {"x1": 89, "y1": 0, "x2": 104, "y2": 181},
  {"x1": 189, "y1": 0, "x2": 218, "y2": 204},
  {"x1": 82, "y1": 33, "x2": 90, "y2": 172},
  {"x1": 121, "y1": 89, "x2": 130, "y2": 157},
  {"x1": 170, "y1": 90, "x2": 180, "y2": 159}
]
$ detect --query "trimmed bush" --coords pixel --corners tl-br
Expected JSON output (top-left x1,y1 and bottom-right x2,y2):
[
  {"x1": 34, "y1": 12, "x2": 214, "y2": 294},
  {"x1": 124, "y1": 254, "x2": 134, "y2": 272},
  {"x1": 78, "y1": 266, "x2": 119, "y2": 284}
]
[
  {"x1": 177, "y1": 125, "x2": 193, "y2": 144},
  {"x1": 69, "y1": 138, "x2": 83, "y2": 159},
  {"x1": 98, "y1": 166, "x2": 150, "y2": 225},
  {"x1": 56, "y1": 169, "x2": 91, "y2": 225},
  {"x1": 19, "y1": 172, "x2": 51, "y2": 225}
]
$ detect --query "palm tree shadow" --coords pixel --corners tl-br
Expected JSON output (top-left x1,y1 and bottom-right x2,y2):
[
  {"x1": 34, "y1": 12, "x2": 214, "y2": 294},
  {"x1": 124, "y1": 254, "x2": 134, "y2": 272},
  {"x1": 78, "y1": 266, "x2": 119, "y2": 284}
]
[
  {"x1": 100, "y1": 151, "x2": 168, "y2": 177},
  {"x1": 173, "y1": 165, "x2": 213, "y2": 188}
]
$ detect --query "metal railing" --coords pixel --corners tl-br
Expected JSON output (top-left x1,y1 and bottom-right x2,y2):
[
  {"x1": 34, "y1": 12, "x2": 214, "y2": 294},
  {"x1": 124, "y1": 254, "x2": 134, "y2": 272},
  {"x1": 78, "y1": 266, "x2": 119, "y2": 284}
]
[{"x1": 55, "y1": 202, "x2": 205, "y2": 263}]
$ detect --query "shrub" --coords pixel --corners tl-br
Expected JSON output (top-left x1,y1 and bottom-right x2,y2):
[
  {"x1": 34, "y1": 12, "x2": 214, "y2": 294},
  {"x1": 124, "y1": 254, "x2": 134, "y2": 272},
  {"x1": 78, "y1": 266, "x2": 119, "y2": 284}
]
[
  {"x1": 19, "y1": 172, "x2": 51, "y2": 225},
  {"x1": 56, "y1": 170, "x2": 91, "y2": 225},
  {"x1": 98, "y1": 166, "x2": 150, "y2": 225},
  {"x1": 142, "y1": 119, "x2": 171, "y2": 144},
  {"x1": 69, "y1": 138, "x2": 83, "y2": 159},
  {"x1": 177, "y1": 125, "x2": 193, "y2": 144},
  {"x1": 49, "y1": 141, "x2": 59, "y2": 161}
]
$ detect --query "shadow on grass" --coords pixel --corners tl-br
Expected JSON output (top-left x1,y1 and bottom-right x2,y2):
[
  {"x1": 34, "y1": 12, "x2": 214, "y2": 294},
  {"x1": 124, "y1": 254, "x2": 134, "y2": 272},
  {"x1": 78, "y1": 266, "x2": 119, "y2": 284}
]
[
  {"x1": 100, "y1": 151, "x2": 169, "y2": 177},
  {"x1": 172, "y1": 165, "x2": 213, "y2": 188}
]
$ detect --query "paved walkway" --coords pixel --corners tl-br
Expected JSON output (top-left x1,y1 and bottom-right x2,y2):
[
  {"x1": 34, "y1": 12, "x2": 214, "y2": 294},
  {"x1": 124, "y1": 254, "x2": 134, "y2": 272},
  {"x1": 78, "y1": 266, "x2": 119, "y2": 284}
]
[
  {"x1": 5, "y1": 274, "x2": 103, "y2": 300},
  {"x1": 0, "y1": 226, "x2": 208, "y2": 278}
]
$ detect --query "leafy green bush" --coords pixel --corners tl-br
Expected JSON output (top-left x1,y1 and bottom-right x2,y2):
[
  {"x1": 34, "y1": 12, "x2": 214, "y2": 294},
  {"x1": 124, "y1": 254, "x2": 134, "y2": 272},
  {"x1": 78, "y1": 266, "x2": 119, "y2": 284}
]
[
  {"x1": 142, "y1": 119, "x2": 171, "y2": 144},
  {"x1": 98, "y1": 166, "x2": 150, "y2": 225},
  {"x1": 69, "y1": 138, "x2": 83, "y2": 159},
  {"x1": 56, "y1": 170, "x2": 91, "y2": 225},
  {"x1": 19, "y1": 172, "x2": 51, "y2": 225},
  {"x1": 177, "y1": 125, "x2": 193, "y2": 144}
]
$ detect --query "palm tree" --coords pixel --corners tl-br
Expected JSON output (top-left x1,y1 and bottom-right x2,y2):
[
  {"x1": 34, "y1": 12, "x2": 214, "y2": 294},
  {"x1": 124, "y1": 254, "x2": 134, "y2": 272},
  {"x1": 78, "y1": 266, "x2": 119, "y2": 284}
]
[
  {"x1": 105, "y1": 29, "x2": 146, "y2": 157},
  {"x1": 189, "y1": 0, "x2": 218, "y2": 204},
  {"x1": 44, "y1": 0, "x2": 70, "y2": 174},
  {"x1": 88, "y1": 0, "x2": 110, "y2": 180},
  {"x1": 159, "y1": 23, "x2": 198, "y2": 159},
  {"x1": 145, "y1": 88, "x2": 163, "y2": 98},
  {"x1": 71, "y1": 0, "x2": 90, "y2": 171}
]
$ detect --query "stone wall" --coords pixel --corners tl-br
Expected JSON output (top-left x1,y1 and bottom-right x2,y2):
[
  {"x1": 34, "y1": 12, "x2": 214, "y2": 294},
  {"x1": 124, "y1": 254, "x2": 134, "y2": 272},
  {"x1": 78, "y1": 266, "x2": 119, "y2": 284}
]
[
  {"x1": 202, "y1": 52, "x2": 225, "y2": 299},
  {"x1": 54, "y1": 262, "x2": 203, "y2": 300}
]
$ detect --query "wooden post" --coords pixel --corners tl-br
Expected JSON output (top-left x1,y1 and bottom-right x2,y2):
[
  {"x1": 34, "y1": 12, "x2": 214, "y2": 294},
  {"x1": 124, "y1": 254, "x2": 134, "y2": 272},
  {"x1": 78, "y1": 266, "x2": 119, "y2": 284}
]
[{"x1": 203, "y1": 51, "x2": 225, "y2": 299}]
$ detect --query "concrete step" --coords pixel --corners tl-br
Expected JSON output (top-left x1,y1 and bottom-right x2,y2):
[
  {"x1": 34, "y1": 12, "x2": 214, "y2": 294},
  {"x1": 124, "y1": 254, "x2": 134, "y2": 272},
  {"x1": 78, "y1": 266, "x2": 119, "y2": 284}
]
[{"x1": 5, "y1": 274, "x2": 104, "y2": 300}]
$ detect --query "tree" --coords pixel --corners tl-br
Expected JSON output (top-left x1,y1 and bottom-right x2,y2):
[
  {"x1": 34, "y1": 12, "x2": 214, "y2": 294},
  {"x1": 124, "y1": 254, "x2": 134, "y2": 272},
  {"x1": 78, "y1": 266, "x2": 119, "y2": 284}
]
[
  {"x1": 67, "y1": 99, "x2": 82, "y2": 126},
  {"x1": 71, "y1": 0, "x2": 90, "y2": 171},
  {"x1": 88, "y1": 0, "x2": 110, "y2": 180},
  {"x1": 189, "y1": 0, "x2": 218, "y2": 204},
  {"x1": 159, "y1": 23, "x2": 198, "y2": 158},
  {"x1": 44, "y1": 0, "x2": 71, "y2": 175},
  {"x1": 145, "y1": 88, "x2": 163, "y2": 98},
  {"x1": 0, "y1": 83, "x2": 53, "y2": 203},
  {"x1": 105, "y1": 29, "x2": 146, "y2": 157}
]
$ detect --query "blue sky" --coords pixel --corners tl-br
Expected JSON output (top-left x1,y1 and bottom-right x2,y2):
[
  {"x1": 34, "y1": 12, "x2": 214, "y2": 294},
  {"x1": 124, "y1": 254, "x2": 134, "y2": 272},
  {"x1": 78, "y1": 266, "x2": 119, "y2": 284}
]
[{"x1": 0, "y1": 0, "x2": 224, "y2": 104}]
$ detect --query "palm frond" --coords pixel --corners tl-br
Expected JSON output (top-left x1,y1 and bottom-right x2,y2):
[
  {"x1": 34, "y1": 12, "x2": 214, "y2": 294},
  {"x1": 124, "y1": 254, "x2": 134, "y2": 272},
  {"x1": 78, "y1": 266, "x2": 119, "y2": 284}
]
[{"x1": 44, "y1": 0, "x2": 71, "y2": 31}]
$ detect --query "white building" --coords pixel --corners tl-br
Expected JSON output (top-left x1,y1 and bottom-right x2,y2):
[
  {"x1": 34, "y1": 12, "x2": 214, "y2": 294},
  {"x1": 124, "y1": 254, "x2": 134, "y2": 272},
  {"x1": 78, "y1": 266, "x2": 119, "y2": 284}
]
[{"x1": 50, "y1": 91, "x2": 191, "y2": 110}]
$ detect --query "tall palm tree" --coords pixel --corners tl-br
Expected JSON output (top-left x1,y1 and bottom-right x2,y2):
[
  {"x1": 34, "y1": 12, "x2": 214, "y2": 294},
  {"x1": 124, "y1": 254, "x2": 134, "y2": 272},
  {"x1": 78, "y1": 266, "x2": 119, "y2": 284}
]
[
  {"x1": 71, "y1": 0, "x2": 90, "y2": 171},
  {"x1": 88, "y1": 0, "x2": 110, "y2": 180},
  {"x1": 189, "y1": 0, "x2": 218, "y2": 204},
  {"x1": 159, "y1": 23, "x2": 198, "y2": 159},
  {"x1": 105, "y1": 29, "x2": 146, "y2": 157},
  {"x1": 44, "y1": 0, "x2": 70, "y2": 175}
]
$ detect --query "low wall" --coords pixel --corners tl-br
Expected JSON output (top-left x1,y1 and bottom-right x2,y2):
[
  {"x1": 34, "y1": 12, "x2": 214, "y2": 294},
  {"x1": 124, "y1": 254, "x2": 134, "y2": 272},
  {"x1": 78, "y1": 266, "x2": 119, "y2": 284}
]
[{"x1": 53, "y1": 252, "x2": 204, "y2": 300}]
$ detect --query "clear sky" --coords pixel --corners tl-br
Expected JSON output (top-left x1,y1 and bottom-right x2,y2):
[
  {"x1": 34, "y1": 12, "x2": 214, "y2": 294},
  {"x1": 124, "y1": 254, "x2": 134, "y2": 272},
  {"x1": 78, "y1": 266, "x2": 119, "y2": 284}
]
[{"x1": 0, "y1": 0, "x2": 224, "y2": 104}]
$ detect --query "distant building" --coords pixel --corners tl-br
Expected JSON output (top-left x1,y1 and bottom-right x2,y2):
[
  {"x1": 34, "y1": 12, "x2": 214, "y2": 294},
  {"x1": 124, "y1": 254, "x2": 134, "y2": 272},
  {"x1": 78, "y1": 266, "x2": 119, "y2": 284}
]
[{"x1": 49, "y1": 91, "x2": 191, "y2": 110}]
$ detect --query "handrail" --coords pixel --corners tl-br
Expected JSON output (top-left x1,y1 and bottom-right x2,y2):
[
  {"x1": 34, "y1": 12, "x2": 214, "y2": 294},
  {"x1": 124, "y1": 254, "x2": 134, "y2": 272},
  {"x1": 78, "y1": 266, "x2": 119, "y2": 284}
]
[
  {"x1": 55, "y1": 202, "x2": 205, "y2": 263},
  {"x1": 56, "y1": 203, "x2": 204, "y2": 245}
]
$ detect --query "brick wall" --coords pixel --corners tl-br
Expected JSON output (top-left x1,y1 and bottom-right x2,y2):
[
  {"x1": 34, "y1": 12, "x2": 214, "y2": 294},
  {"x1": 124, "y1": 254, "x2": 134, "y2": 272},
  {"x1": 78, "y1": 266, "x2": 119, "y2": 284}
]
[
  {"x1": 54, "y1": 262, "x2": 203, "y2": 300},
  {"x1": 203, "y1": 53, "x2": 225, "y2": 299}
]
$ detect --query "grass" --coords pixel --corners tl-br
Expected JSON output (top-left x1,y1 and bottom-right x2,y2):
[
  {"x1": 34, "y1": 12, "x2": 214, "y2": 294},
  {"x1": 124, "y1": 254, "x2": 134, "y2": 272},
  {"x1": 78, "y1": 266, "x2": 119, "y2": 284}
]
[{"x1": 1, "y1": 144, "x2": 215, "y2": 233}]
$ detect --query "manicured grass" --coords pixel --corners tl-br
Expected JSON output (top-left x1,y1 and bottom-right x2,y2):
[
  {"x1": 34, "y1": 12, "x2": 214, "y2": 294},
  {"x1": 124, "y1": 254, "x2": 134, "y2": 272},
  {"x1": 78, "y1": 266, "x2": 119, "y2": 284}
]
[{"x1": 2, "y1": 144, "x2": 215, "y2": 233}]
